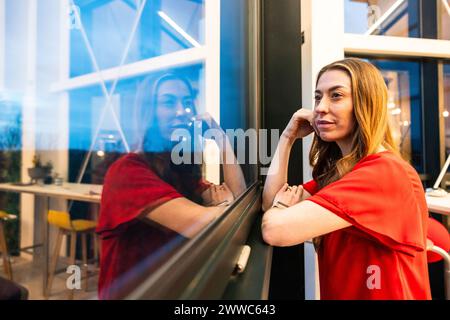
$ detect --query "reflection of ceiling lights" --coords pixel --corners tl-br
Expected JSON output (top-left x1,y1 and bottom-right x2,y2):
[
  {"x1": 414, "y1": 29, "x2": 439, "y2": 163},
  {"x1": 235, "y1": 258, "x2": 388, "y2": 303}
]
[
  {"x1": 442, "y1": 0, "x2": 450, "y2": 18},
  {"x1": 391, "y1": 108, "x2": 401, "y2": 115},
  {"x1": 365, "y1": 0, "x2": 406, "y2": 35},
  {"x1": 443, "y1": 110, "x2": 449, "y2": 118},
  {"x1": 97, "y1": 150, "x2": 105, "y2": 158},
  {"x1": 387, "y1": 102, "x2": 396, "y2": 109},
  {"x1": 158, "y1": 11, "x2": 201, "y2": 48}
]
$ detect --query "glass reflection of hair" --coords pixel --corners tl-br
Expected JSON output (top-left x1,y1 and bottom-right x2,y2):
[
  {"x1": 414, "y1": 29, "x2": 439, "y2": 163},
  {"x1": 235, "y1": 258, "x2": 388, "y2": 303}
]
[
  {"x1": 135, "y1": 73, "x2": 204, "y2": 203},
  {"x1": 134, "y1": 72, "x2": 246, "y2": 238}
]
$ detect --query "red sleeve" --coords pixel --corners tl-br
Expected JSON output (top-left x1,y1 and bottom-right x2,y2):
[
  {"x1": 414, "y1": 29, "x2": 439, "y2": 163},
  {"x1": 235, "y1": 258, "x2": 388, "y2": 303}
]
[
  {"x1": 96, "y1": 154, "x2": 183, "y2": 235},
  {"x1": 302, "y1": 179, "x2": 318, "y2": 195},
  {"x1": 306, "y1": 154, "x2": 428, "y2": 256}
]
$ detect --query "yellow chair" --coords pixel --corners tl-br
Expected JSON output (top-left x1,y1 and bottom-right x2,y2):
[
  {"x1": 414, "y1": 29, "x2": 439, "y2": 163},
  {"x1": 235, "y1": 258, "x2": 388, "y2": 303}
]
[
  {"x1": 0, "y1": 211, "x2": 17, "y2": 281},
  {"x1": 46, "y1": 210, "x2": 98, "y2": 299}
]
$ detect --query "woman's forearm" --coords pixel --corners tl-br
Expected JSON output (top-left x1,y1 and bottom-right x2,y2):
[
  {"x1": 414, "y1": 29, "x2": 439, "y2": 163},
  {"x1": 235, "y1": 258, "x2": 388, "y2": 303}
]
[
  {"x1": 221, "y1": 137, "x2": 247, "y2": 198},
  {"x1": 262, "y1": 135, "x2": 295, "y2": 211}
]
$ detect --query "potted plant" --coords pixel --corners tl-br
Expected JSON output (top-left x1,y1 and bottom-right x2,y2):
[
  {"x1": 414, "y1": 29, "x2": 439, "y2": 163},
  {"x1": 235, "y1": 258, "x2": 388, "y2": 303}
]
[{"x1": 28, "y1": 155, "x2": 52, "y2": 183}]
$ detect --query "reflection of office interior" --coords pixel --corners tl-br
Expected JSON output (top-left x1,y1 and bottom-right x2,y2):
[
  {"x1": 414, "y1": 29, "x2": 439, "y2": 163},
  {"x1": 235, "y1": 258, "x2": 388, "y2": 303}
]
[
  {"x1": 90, "y1": 131, "x2": 123, "y2": 184},
  {"x1": 439, "y1": 0, "x2": 450, "y2": 39},
  {"x1": 347, "y1": 0, "x2": 450, "y2": 39},
  {"x1": 444, "y1": 65, "x2": 450, "y2": 157},
  {"x1": 96, "y1": 131, "x2": 122, "y2": 155},
  {"x1": 346, "y1": 0, "x2": 418, "y2": 37},
  {"x1": 384, "y1": 70, "x2": 412, "y2": 163}
]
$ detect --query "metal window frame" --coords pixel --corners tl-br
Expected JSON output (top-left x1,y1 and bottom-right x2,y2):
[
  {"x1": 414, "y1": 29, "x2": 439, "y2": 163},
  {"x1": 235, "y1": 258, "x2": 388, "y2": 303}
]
[
  {"x1": 261, "y1": 0, "x2": 306, "y2": 300},
  {"x1": 126, "y1": 181, "x2": 262, "y2": 299}
]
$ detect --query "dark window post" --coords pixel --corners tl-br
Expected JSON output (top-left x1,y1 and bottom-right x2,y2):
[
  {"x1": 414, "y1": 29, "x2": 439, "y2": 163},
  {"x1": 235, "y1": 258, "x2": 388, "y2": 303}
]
[{"x1": 262, "y1": 0, "x2": 304, "y2": 300}]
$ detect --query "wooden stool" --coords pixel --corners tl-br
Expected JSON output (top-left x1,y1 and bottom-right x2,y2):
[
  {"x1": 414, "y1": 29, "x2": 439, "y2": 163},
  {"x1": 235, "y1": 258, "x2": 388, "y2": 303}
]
[
  {"x1": 46, "y1": 210, "x2": 98, "y2": 299},
  {"x1": 0, "y1": 211, "x2": 17, "y2": 281}
]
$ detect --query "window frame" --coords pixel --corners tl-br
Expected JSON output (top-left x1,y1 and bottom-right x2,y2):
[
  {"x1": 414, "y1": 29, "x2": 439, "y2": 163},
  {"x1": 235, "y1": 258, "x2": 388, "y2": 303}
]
[{"x1": 126, "y1": 181, "x2": 261, "y2": 299}]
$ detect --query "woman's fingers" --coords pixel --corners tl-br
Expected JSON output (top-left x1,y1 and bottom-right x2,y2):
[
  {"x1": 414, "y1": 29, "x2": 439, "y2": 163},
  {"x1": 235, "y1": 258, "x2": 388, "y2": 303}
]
[
  {"x1": 195, "y1": 112, "x2": 221, "y2": 131},
  {"x1": 293, "y1": 185, "x2": 303, "y2": 202},
  {"x1": 293, "y1": 109, "x2": 316, "y2": 138},
  {"x1": 310, "y1": 119, "x2": 320, "y2": 136},
  {"x1": 222, "y1": 182, "x2": 232, "y2": 193},
  {"x1": 276, "y1": 183, "x2": 289, "y2": 195},
  {"x1": 300, "y1": 109, "x2": 320, "y2": 136},
  {"x1": 274, "y1": 184, "x2": 304, "y2": 207},
  {"x1": 208, "y1": 183, "x2": 234, "y2": 206}
]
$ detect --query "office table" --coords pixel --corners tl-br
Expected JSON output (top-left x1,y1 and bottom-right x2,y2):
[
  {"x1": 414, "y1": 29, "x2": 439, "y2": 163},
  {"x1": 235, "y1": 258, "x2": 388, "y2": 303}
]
[
  {"x1": 426, "y1": 194, "x2": 450, "y2": 216},
  {"x1": 0, "y1": 182, "x2": 102, "y2": 295}
]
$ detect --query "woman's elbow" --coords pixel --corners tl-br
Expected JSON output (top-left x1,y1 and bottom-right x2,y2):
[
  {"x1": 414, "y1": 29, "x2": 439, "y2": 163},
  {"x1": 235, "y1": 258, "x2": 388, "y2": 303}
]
[
  {"x1": 261, "y1": 217, "x2": 284, "y2": 246},
  {"x1": 261, "y1": 214, "x2": 308, "y2": 247},
  {"x1": 261, "y1": 224, "x2": 275, "y2": 246}
]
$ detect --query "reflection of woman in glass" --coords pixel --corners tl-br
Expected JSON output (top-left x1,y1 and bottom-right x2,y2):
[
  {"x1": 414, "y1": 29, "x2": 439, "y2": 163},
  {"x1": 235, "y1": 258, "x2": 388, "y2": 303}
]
[
  {"x1": 262, "y1": 58, "x2": 431, "y2": 299},
  {"x1": 96, "y1": 73, "x2": 246, "y2": 300}
]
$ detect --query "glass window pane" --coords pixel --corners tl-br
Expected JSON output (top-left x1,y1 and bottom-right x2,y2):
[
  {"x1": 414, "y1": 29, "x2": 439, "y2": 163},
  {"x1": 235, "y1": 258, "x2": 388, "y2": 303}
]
[
  {"x1": 443, "y1": 63, "x2": 450, "y2": 155},
  {"x1": 70, "y1": 0, "x2": 205, "y2": 77},
  {"x1": 0, "y1": 0, "x2": 257, "y2": 300},
  {"x1": 345, "y1": 0, "x2": 420, "y2": 38},
  {"x1": 439, "y1": 0, "x2": 450, "y2": 40},
  {"x1": 351, "y1": 57, "x2": 424, "y2": 172}
]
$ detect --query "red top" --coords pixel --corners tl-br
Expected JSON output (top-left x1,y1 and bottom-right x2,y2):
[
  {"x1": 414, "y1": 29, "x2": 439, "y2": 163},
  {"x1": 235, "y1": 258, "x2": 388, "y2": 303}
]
[
  {"x1": 96, "y1": 153, "x2": 211, "y2": 300},
  {"x1": 303, "y1": 151, "x2": 431, "y2": 300}
]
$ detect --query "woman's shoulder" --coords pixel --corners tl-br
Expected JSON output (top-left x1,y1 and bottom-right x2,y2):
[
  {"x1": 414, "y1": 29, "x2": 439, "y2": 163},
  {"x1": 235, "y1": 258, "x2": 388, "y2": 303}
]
[
  {"x1": 108, "y1": 152, "x2": 146, "y2": 170},
  {"x1": 357, "y1": 150, "x2": 411, "y2": 170},
  {"x1": 354, "y1": 150, "x2": 422, "y2": 185},
  {"x1": 104, "y1": 153, "x2": 152, "y2": 181}
]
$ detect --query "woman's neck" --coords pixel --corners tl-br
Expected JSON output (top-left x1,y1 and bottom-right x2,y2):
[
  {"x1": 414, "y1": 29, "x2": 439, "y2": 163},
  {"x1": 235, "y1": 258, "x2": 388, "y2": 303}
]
[
  {"x1": 375, "y1": 145, "x2": 387, "y2": 153},
  {"x1": 336, "y1": 139, "x2": 353, "y2": 157},
  {"x1": 337, "y1": 141, "x2": 387, "y2": 157}
]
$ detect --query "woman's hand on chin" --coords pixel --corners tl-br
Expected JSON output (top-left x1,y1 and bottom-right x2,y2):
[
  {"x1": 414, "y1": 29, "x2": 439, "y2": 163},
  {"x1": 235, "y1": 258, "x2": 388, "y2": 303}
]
[{"x1": 282, "y1": 108, "x2": 317, "y2": 142}]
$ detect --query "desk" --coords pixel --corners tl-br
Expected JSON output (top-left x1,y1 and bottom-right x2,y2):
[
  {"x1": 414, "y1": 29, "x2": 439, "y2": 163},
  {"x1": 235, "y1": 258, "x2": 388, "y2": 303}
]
[
  {"x1": 0, "y1": 183, "x2": 102, "y2": 295},
  {"x1": 426, "y1": 194, "x2": 450, "y2": 216},
  {"x1": 0, "y1": 183, "x2": 102, "y2": 203}
]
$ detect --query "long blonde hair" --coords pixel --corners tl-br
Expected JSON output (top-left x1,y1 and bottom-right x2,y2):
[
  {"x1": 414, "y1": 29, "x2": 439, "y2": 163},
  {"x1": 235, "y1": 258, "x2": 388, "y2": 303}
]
[{"x1": 311, "y1": 58, "x2": 399, "y2": 250}]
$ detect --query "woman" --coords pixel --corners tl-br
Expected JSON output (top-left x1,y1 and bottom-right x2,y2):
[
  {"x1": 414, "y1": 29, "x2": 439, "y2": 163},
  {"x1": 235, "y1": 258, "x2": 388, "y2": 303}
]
[
  {"x1": 262, "y1": 58, "x2": 431, "y2": 300},
  {"x1": 96, "y1": 73, "x2": 246, "y2": 299}
]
